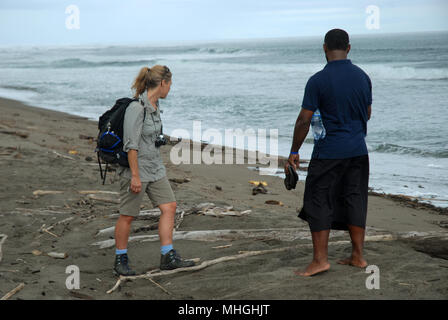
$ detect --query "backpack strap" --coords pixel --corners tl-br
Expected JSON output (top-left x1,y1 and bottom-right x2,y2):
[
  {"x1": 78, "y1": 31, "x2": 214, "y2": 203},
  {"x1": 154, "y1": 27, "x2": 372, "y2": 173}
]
[{"x1": 138, "y1": 98, "x2": 147, "y2": 121}]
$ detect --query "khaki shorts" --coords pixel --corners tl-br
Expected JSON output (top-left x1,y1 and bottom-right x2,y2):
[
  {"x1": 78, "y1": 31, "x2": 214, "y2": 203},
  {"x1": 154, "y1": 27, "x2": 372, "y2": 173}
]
[{"x1": 119, "y1": 176, "x2": 176, "y2": 217}]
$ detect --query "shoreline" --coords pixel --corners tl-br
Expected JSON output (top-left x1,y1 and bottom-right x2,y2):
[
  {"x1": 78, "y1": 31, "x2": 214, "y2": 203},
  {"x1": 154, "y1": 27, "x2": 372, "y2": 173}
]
[
  {"x1": 1, "y1": 96, "x2": 447, "y2": 299},
  {"x1": 2, "y1": 95, "x2": 446, "y2": 214}
]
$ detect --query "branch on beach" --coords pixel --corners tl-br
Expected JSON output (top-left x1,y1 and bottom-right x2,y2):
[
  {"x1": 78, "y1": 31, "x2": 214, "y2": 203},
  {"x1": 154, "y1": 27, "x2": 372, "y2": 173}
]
[
  {"x1": 0, "y1": 129, "x2": 29, "y2": 139},
  {"x1": 0, "y1": 234, "x2": 8, "y2": 263},
  {"x1": 86, "y1": 194, "x2": 120, "y2": 204},
  {"x1": 188, "y1": 202, "x2": 251, "y2": 217},
  {"x1": 107, "y1": 236, "x2": 395, "y2": 294},
  {"x1": 33, "y1": 190, "x2": 64, "y2": 196},
  {"x1": 1, "y1": 283, "x2": 25, "y2": 300},
  {"x1": 51, "y1": 150, "x2": 76, "y2": 160}
]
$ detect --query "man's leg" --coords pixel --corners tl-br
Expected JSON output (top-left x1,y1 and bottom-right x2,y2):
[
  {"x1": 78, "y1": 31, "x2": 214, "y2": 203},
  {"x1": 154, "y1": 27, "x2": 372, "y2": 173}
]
[
  {"x1": 295, "y1": 229, "x2": 331, "y2": 276},
  {"x1": 337, "y1": 224, "x2": 367, "y2": 268}
]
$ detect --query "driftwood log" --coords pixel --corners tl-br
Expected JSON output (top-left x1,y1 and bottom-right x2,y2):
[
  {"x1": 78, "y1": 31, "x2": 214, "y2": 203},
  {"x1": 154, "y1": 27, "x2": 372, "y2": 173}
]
[
  {"x1": 92, "y1": 228, "x2": 448, "y2": 250},
  {"x1": 1, "y1": 283, "x2": 25, "y2": 300},
  {"x1": 0, "y1": 234, "x2": 7, "y2": 263}
]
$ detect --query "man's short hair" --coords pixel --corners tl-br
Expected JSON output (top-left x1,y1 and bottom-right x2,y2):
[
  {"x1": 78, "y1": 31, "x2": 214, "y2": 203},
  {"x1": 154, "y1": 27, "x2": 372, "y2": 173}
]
[{"x1": 324, "y1": 29, "x2": 349, "y2": 51}]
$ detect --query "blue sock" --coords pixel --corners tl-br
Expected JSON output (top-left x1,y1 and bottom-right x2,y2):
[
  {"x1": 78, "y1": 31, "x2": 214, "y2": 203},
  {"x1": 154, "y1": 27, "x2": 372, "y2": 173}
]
[
  {"x1": 116, "y1": 248, "x2": 127, "y2": 255},
  {"x1": 161, "y1": 244, "x2": 173, "y2": 255}
]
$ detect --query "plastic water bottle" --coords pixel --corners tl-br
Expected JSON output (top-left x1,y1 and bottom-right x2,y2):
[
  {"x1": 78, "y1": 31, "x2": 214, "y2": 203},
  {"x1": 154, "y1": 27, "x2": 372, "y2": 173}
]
[{"x1": 311, "y1": 109, "x2": 326, "y2": 141}]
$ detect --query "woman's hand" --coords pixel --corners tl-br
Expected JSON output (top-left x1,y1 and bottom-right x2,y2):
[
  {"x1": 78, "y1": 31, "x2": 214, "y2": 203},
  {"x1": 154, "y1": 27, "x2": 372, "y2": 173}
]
[
  {"x1": 130, "y1": 176, "x2": 142, "y2": 193},
  {"x1": 284, "y1": 153, "x2": 300, "y2": 174}
]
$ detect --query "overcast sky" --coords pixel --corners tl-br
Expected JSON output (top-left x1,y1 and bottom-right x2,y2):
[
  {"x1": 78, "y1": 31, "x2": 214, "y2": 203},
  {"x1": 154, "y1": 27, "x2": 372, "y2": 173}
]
[{"x1": 1, "y1": 0, "x2": 447, "y2": 45}]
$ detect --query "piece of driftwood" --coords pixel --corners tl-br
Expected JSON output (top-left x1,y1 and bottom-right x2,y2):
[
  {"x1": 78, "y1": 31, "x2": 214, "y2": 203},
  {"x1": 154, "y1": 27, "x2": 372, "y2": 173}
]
[
  {"x1": 97, "y1": 209, "x2": 187, "y2": 237},
  {"x1": 0, "y1": 130, "x2": 28, "y2": 139},
  {"x1": 0, "y1": 234, "x2": 7, "y2": 263},
  {"x1": 78, "y1": 190, "x2": 119, "y2": 195},
  {"x1": 92, "y1": 235, "x2": 159, "y2": 249},
  {"x1": 86, "y1": 194, "x2": 120, "y2": 204},
  {"x1": 1, "y1": 283, "x2": 25, "y2": 300},
  {"x1": 94, "y1": 228, "x2": 448, "y2": 250},
  {"x1": 47, "y1": 252, "x2": 68, "y2": 259},
  {"x1": 147, "y1": 278, "x2": 171, "y2": 295},
  {"x1": 43, "y1": 229, "x2": 59, "y2": 238},
  {"x1": 174, "y1": 210, "x2": 185, "y2": 230},
  {"x1": 69, "y1": 290, "x2": 95, "y2": 300},
  {"x1": 93, "y1": 228, "x2": 317, "y2": 249},
  {"x1": 52, "y1": 150, "x2": 76, "y2": 160},
  {"x1": 13, "y1": 207, "x2": 70, "y2": 216},
  {"x1": 33, "y1": 190, "x2": 64, "y2": 196},
  {"x1": 188, "y1": 203, "x2": 251, "y2": 217},
  {"x1": 212, "y1": 244, "x2": 232, "y2": 249}
]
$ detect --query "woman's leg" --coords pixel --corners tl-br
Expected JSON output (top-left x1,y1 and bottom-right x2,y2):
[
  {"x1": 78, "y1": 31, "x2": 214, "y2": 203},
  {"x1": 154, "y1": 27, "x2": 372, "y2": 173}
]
[
  {"x1": 158, "y1": 201, "x2": 177, "y2": 246},
  {"x1": 115, "y1": 215, "x2": 134, "y2": 249}
]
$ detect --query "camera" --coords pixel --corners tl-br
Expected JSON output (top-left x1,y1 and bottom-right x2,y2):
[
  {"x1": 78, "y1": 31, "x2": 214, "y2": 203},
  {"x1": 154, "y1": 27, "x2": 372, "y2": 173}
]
[{"x1": 155, "y1": 134, "x2": 167, "y2": 147}]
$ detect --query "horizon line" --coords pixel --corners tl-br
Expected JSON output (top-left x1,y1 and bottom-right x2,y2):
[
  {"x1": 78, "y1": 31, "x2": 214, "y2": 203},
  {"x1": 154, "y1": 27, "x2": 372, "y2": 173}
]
[{"x1": 0, "y1": 29, "x2": 447, "y2": 48}]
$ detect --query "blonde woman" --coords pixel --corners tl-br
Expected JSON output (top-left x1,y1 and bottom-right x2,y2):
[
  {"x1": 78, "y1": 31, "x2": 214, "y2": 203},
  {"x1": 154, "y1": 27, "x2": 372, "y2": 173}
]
[{"x1": 114, "y1": 65, "x2": 194, "y2": 276}]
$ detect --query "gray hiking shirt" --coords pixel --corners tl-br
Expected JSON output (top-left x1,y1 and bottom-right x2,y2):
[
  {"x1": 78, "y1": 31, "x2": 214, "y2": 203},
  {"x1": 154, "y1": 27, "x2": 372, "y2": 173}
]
[{"x1": 117, "y1": 93, "x2": 166, "y2": 182}]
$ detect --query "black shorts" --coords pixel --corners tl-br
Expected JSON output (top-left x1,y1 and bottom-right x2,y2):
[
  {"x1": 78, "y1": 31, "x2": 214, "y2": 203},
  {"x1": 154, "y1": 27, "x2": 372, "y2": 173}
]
[{"x1": 298, "y1": 154, "x2": 369, "y2": 232}]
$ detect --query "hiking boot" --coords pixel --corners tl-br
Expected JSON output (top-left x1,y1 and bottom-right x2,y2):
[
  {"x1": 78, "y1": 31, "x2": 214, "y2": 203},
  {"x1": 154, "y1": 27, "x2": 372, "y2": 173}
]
[
  {"x1": 114, "y1": 253, "x2": 136, "y2": 276},
  {"x1": 160, "y1": 249, "x2": 195, "y2": 270}
]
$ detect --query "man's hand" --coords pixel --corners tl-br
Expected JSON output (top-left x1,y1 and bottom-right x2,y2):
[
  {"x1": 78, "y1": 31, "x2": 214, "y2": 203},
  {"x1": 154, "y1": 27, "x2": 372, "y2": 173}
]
[
  {"x1": 130, "y1": 176, "x2": 142, "y2": 193},
  {"x1": 285, "y1": 153, "x2": 300, "y2": 174}
]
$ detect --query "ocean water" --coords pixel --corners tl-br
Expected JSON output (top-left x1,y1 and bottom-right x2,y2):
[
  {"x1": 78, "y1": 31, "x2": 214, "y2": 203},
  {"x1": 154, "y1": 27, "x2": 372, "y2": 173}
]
[{"x1": 0, "y1": 32, "x2": 447, "y2": 207}]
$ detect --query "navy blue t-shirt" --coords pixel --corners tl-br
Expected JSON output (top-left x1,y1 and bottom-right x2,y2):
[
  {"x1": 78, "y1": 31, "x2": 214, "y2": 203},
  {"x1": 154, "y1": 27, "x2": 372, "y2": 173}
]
[{"x1": 302, "y1": 59, "x2": 372, "y2": 159}]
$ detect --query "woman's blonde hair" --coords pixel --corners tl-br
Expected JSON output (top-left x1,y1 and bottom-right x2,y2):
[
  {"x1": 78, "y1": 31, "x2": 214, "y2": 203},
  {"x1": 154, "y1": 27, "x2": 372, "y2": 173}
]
[{"x1": 131, "y1": 65, "x2": 172, "y2": 98}]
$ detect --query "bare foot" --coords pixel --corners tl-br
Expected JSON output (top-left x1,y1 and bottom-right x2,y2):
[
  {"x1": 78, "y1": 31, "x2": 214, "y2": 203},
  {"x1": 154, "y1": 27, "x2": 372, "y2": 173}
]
[
  {"x1": 337, "y1": 256, "x2": 367, "y2": 268},
  {"x1": 294, "y1": 261, "x2": 330, "y2": 277}
]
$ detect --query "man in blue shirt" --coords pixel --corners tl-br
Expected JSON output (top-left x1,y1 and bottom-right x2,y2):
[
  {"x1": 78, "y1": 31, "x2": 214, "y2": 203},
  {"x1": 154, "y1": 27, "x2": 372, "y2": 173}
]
[{"x1": 286, "y1": 29, "x2": 372, "y2": 277}]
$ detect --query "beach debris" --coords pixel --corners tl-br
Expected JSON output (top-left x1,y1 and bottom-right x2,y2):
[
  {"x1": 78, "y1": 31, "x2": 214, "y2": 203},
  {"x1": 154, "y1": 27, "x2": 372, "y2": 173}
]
[
  {"x1": 147, "y1": 278, "x2": 172, "y2": 296},
  {"x1": 1, "y1": 283, "x2": 25, "y2": 300},
  {"x1": 249, "y1": 180, "x2": 268, "y2": 187},
  {"x1": 189, "y1": 203, "x2": 251, "y2": 217},
  {"x1": 32, "y1": 249, "x2": 43, "y2": 256},
  {"x1": 47, "y1": 252, "x2": 68, "y2": 259},
  {"x1": 175, "y1": 210, "x2": 185, "y2": 230},
  {"x1": 439, "y1": 221, "x2": 448, "y2": 229},
  {"x1": 265, "y1": 200, "x2": 283, "y2": 206},
  {"x1": 215, "y1": 185, "x2": 222, "y2": 191},
  {"x1": 69, "y1": 290, "x2": 95, "y2": 300},
  {"x1": 93, "y1": 228, "x2": 312, "y2": 249},
  {"x1": 86, "y1": 194, "x2": 120, "y2": 204},
  {"x1": 78, "y1": 190, "x2": 119, "y2": 195},
  {"x1": 38, "y1": 224, "x2": 59, "y2": 238},
  {"x1": 33, "y1": 190, "x2": 64, "y2": 196},
  {"x1": 52, "y1": 150, "x2": 76, "y2": 160},
  {"x1": 169, "y1": 177, "x2": 191, "y2": 184},
  {"x1": 12, "y1": 207, "x2": 71, "y2": 216},
  {"x1": 79, "y1": 134, "x2": 95, "y2": 141},
  {"x1": 0, "y1": 234, "x2": 8, "y2": 263},
  {"x1": 68, "y1": 150, "x2": 79, "y2": 155},
  {"x1": 97, "y1": 209, "x2": 186, "y2": 237},
  {"x1": 250, "y1": 181, "x2": 269, "y2": 195},
  {"x1": 93, "y1": 228, "x2": 448, "y2": 250},
  {"x1": 85, "y1": 156, "x2": 93, "y2": 162},
  {"x1": 0, "y1": 129, "x2": 29, "y2": 139},
  {"x1": 212, "y1": 244, "x2": 232, "y2": 249}
]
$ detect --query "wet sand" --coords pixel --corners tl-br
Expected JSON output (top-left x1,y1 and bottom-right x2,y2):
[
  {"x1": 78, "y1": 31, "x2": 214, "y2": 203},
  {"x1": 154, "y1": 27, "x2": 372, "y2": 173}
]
[{"x1": 0, "y1": 97, "x2": 447, "y2": 300}]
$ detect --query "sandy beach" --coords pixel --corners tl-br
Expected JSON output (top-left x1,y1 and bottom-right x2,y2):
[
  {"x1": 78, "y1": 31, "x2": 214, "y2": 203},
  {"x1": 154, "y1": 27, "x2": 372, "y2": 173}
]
[{"x1": 0, "y1": 96, "x2": 447, "y2": 300}]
